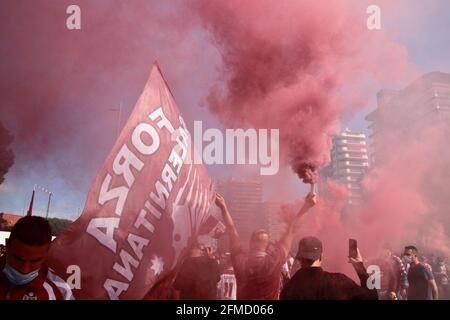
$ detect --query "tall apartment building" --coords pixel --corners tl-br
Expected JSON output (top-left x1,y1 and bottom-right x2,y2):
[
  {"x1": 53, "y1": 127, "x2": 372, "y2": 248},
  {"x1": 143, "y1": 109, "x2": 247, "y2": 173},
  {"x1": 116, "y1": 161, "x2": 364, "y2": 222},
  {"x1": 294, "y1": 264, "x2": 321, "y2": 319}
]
[
  {"x1": 364, "y1": 72, "x2": 450, "y2": 237},
  {"x1": 329, "y1": 129, "x2": 369, "y2": 206},
  {"x1": 260, "y1": 201, "x2": 285, "y2": 241},
  {"x1": 216, "y1": 179, "x2": 263, "y2": 247},
  {"x1": 366, "y1": 72, "x2": 450, "y2": 164}
]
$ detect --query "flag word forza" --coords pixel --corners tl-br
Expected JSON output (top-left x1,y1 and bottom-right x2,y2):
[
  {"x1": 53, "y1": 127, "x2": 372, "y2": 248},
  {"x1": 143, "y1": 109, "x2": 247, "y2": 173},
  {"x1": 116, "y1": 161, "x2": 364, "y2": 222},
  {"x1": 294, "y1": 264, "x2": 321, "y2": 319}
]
[{"x1": 88, "y1": 106, "x2": 188, "y2": 299}]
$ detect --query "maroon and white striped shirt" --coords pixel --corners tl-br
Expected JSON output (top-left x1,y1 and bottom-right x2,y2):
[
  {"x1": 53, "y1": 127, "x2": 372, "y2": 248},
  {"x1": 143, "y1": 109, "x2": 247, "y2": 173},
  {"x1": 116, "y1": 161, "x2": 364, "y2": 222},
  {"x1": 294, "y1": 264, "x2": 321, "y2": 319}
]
[{"x1": 0, "y1": 260, "x2": 73, "y2": 300}]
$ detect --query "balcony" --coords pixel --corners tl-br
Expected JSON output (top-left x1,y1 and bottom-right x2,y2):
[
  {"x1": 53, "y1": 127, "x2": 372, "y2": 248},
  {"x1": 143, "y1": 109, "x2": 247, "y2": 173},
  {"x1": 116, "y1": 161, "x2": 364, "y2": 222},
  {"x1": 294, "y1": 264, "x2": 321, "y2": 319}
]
[
  {"x1": 336, "y1": 147, "x2": 367, "y2": 153},
  {"x1": 344, "y1": 161, "x2": 369, "y2": 167},
  {"x1": 335, "y1": 169, "x2": 365, "y2": 176},
  {"x1": 340, "y1": 176, "x2": 362, "y2": 182},
  {"x1": 336, "y1": 140, "x2": 366, "y2": 146},
  {"x1": 335, "y1": 153, "x2": 369, "y2": 161},
  {"x1": 340, "y1": 132, "x2": 366, "y2": 139}
]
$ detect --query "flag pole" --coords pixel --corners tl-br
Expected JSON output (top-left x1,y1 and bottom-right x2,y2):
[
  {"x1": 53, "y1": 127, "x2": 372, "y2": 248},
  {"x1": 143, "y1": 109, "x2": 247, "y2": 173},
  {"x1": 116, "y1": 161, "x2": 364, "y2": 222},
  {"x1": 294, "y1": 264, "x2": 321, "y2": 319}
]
[
  {"x1": 26, "y1": 185, "x2": 36, "y2": 216},
  {"x1": 46, "y1": 192, "x2": 53, "y2": 219}
]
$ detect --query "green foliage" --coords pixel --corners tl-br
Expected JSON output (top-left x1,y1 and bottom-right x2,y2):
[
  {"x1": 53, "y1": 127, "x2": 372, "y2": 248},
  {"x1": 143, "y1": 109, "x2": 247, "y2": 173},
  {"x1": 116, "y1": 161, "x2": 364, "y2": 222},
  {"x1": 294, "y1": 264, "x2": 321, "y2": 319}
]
[
  {"x1": 0, "y1": 121, "x2": 14, "y2": 185},
  {"x1": 47, "y1": 217, "x2": 73, "y2": 236}
]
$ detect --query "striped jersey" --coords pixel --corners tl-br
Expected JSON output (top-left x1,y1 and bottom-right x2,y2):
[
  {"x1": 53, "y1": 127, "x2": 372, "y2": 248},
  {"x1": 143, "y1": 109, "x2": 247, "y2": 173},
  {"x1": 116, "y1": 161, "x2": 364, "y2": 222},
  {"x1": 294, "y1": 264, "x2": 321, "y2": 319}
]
[{"x1": 0, "y1": 259, "x2": 73, "y2": 300}]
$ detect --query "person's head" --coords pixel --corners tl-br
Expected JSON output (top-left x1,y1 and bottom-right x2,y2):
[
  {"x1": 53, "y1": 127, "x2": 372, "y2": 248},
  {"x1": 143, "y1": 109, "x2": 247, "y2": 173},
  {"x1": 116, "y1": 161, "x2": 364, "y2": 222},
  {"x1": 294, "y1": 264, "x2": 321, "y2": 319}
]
[
  {"x1": 249, "y1": 229, "x2": 270, "y2": 253},
  {"x1": 296, "y1": 236, "x2": 323, "y2": 268},
  {"x1": 5, "y1": 216, "x2": 52, "y2": 275},
  {"x1": 189, "y1": 241, "x2": 204, "y2": 258},
  {"x1": 403, "y1": 245, "x2": 419, "y2": 265}
]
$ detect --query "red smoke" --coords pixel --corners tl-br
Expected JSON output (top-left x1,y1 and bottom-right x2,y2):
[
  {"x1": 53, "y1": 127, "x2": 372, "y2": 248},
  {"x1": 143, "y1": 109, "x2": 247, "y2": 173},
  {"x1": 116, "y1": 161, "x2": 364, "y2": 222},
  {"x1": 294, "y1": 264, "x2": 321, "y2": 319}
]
[
  {"x1": 0, "y1": 1, "x2": 414, "y2": 188},
  {"x1": 296, "y1": 163, "x2": 318, "y2": 185},
  {"x1": 0, "y1": 0, "x2": 216, "y2": 188},
  {"x1": 279, "y1": 180, "x2": 353, "y2": 273},
  {"x1": 279, "y1": 116, "x2": 450, "y2": 274},
  {"x1": 190, "y1": 0, "x2": 414, "y2": 176},
  {"x1": 3, "y1": 0, "x2": 448, "y2": 277},
  {"x1": 191, "y1": 0, "x2": 450, "y2": 271}
]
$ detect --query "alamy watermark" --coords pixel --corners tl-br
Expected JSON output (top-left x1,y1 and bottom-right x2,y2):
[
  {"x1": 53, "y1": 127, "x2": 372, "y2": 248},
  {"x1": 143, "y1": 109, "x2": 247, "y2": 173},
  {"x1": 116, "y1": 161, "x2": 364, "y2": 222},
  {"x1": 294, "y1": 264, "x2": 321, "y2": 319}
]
[
  {"x1": 65, "y1": 4, "x2": 381, "y2": 31},
  {"x1": 367, "y1": 5, "x2": 382, "y2": 30},
  {"x1": 366, "y1": 265, "x2": 382, "y2": 290},
  {"x1": 66, "y1": 264, "x2": 81, "y2": 289},
  {"x1": 173, "y1": 120, "x2": 280, "y2": 176},
  {"x1": 66, "y1": 5, "x2": 81, "y2": 30}
]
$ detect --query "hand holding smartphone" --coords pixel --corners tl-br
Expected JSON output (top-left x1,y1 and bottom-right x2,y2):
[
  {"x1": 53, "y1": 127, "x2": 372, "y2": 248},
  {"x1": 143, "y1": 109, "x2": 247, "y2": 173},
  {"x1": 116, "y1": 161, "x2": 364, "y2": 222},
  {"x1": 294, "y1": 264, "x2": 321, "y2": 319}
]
[{"x1": 349, "y1": 239, "x2": 358, "y2": 259}]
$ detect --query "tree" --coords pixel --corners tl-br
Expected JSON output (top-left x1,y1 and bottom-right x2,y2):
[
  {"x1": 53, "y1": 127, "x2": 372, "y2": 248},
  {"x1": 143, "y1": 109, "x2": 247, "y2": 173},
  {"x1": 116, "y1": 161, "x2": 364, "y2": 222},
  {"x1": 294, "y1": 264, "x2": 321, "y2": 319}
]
[
  {"x1": 0, "y1": 121, "x2": 14, "y2": 184},
  {"x1": 47, "y1": 217, "x2": 74, "y2": 236},
  {"x1": 0, "y1": 215, "x2": 8, "y2": 231}
]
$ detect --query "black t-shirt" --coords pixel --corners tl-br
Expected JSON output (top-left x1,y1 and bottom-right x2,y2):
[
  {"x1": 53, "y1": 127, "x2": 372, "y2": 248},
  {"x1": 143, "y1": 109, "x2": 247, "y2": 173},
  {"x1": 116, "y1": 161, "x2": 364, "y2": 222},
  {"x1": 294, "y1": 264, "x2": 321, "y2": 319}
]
[
  {"x1": 173, "y1": 256, "x2": 220, "y2": 300},
  {"x1": 280, "y1": 265, "x2": 378, "y2": 300},
  {"x1": 407, "y1": 263, "x2": 434, "y2": 300}
]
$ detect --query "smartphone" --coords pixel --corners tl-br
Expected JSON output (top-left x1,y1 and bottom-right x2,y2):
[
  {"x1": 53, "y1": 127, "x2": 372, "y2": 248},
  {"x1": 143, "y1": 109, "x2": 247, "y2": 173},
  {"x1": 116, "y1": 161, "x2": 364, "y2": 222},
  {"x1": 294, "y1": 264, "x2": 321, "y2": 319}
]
[{"x1": 349, "y1": 239, "x2": 358, "y2": 259}]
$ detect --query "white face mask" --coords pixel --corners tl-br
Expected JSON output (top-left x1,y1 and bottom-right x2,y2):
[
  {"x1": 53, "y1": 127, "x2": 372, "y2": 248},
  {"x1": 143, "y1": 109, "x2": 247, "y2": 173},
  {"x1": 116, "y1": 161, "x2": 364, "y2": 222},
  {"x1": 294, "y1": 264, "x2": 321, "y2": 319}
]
[
  {"x1": 403, "y1": 256, "x2": 413, "y2": 264},
  {"x1": 2, "y1": 263, "x2": 39, "y2": 286},
  {"x1": 252, "y1": 251, "x2": 268, "y2": 258}
]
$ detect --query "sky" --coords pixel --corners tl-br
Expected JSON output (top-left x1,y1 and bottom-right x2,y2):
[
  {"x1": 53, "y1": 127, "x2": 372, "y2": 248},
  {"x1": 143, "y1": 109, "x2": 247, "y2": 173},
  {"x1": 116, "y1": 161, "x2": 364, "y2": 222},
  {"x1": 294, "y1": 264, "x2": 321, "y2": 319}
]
[{"x1": 0, "y1": 0, "x2": 449, "y2": 221}]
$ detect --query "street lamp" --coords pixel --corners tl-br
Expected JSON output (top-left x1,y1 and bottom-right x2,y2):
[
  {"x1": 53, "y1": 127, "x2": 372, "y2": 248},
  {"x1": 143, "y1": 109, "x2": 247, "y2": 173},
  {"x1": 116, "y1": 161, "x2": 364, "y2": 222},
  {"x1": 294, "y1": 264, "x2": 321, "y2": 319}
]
[
  {"x1": 35, "y1": 185, "x2": 53, "y2": 218},
  {"x1": 46, "y1": 192, "x2": 53, "y2": 219}
]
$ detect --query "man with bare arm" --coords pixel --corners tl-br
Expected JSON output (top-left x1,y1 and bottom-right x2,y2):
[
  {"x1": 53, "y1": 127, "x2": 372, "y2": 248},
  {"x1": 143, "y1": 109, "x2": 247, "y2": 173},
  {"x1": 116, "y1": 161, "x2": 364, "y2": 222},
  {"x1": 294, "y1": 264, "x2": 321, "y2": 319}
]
[{"x1": 215, "y1": 192, "x2": 316, "y2": 300}]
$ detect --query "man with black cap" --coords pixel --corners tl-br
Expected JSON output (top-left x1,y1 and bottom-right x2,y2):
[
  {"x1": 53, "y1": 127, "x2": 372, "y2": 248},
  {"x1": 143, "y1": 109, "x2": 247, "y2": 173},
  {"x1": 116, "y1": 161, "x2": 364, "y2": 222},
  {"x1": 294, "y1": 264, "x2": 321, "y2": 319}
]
[{"x1": 280, "y1": 236, "x2": 378, "y2": 300}]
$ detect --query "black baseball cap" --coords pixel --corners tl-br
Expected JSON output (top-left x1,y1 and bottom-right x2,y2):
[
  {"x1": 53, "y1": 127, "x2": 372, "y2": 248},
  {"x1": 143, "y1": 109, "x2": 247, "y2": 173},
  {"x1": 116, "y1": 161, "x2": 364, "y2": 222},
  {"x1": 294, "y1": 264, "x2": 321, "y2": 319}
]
[{"x1": 296, "y1": 236, "x2": 323, "y2": 260}]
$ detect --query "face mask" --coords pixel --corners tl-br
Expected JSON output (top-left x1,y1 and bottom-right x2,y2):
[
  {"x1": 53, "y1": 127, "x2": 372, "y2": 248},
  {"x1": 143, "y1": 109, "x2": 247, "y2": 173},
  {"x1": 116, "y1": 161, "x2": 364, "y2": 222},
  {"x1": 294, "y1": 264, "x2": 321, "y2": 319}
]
[
  {"x1": 2, "y1": 263, "x2": 39, "y2": 286},
  {"x1": 252, "y1": 251, "x2": 268, "y2": 258},
  {"x1": 403, "y1": 256, "x2": 412, "y2": 264}
]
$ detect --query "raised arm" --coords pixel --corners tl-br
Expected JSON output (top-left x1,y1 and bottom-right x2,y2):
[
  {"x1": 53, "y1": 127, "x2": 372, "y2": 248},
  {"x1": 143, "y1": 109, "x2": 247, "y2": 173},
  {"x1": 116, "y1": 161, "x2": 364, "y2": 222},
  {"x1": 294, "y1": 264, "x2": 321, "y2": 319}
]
[
  {"x1": 215, "y1": 193, "x2": 241, "y2": 253},
  {"x1": 278, "y1": 192, "x2": 317, "y2": 256},
  {"x1": 348, "y1": 248, "x2": 379, "y2": 300}
]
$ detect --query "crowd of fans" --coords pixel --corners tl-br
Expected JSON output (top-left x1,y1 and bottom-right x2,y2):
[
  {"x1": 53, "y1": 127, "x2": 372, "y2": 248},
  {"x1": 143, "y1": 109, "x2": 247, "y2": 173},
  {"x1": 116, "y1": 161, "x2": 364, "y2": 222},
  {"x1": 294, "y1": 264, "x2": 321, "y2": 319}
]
[
  {"x1": 0, "y1": 193, "x2": 449, "y2": 300},
  {"x1": 171, "y1": 193, "x2": 449, "y2": 301}
]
